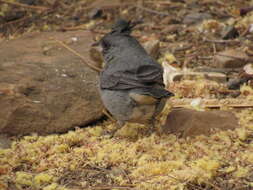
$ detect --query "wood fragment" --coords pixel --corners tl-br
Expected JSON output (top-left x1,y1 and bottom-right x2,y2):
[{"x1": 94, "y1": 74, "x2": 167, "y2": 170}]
[
  {"x1": 165, "y1": 174, "x2": 204, "y2": 190},
  {"x1": 198, "y1": 56, "x2": 213, "y2": 60},
  {"x1": 170, "y1": 99, "x2": 253, "y2": 109},
  {"x1": 203, "y1": 38, "x2": 241, "y2": 44},
  {"x1": 88, "y1": 184, "x2": 135, "y2": 190},
  {"x1": 60, "y1": 24, "x2": 89, "y2": 31},
  {"x1": 82, "y1": 2, "x2": 134, "y2": 11},
  {"x1": 173, "y1": 45, "x2": 192, "y2": 52},
  {"x1": 193, "y1": 67, "x2": 240, "y2": 74},
  {"x1": 0, "y1": 16, "x2": 29, "y2": 27},
  {"x1": 216, "y1": 53, "x2": 253, "y2": 62}
]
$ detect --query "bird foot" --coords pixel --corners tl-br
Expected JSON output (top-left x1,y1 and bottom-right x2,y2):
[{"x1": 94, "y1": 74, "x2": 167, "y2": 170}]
[{"x1": 108, "y1": 120, "x2": 125, "y2": 138}]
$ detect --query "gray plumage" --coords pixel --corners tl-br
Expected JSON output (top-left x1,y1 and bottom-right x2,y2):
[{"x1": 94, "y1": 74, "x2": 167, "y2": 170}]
[{"x1": 98, "y1": 19, "x2": 174, "y2": 127}]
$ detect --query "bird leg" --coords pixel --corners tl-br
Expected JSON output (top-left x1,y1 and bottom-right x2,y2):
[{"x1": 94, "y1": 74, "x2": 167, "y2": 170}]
[
  {"x1": 145, "y1": 118, "x2": 156, "y2": 135},
  {"x1": 102, "y1": 108, "x2": 116, "y2": 122},
  {"x1": 109, "y1": 120, "x2": 126, "y2": 138}
]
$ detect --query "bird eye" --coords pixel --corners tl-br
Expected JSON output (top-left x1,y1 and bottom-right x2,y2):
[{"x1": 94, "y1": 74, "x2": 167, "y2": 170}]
[{"x1": 101, "y1": 40, "x2": 110, "y2": 51}]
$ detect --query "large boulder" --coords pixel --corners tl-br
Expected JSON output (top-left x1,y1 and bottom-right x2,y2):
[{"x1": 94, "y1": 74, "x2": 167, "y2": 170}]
[{"x1": 0, "y1": 31, "x2": 103, "y2": 135}]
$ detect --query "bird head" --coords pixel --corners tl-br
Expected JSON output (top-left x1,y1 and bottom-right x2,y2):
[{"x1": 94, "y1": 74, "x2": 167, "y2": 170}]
[
  {"x1": 111, "y1": 19, "x2": 136, "y2": 34},
  {"x1": 92, "y1": 19, "x2": 142, "y2": 59}
]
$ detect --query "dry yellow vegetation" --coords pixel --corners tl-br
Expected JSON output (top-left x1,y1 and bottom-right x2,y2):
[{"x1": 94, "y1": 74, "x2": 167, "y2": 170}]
[{"x1": 0, "y1": 108, "x2": 252, "y2": 190}]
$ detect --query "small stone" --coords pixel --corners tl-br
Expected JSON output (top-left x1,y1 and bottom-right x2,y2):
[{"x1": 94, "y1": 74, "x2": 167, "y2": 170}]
[
  {"x1": 222, "y1": 25, "x2": 239, "y2": 40},
  {"x1": 249, "y1": 24, "x2": 253, "y2": 33},
  {"x1": 162, "y1": 108, "x2": 238, "y2": 137},
  {"x1": 162, "y1": 25, "x2": 182, "y2": 34},
  {"x1": 227, "y1": 78, "x2": 248, "y2": 90},
  {"x1": 240, "y1": 6, "x2": 253, "y2": 16},
  {"x1": 214, "y1": 49, "x2": 250, "y2": 68},
  {"x1": 227, "y1": 64, "x2": 253, "y2": 89},
  {"x1": 183, "y1": 12, "x2": 212, "y2": 25},
  {"x1": 243, "y1": 63, "x2": 253, "y2": 75},
  {"x1": 88, "y1": 8, "x2": 103, "y2": 19}
]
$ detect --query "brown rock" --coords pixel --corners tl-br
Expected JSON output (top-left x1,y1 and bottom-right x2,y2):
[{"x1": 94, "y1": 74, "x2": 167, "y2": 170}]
[
  {"x1": 0, "y1": 31, "x2": 103, "y2": 135},
  {"x1": 214, "y1": 49, "x2": 250, "y2": 68},
  {"x1": 162, "y1": 108, "x2": 238, "y2": 137},
  {"x1": 162, "y1": 25, "x2": 183, "y2": 34},
  {"x1": 183, "y1": 12, "x2": 212, "y2": 25}
]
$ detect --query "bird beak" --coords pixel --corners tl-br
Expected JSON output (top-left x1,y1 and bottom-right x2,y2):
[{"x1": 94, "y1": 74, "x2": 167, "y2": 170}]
[
  {"x1": 91, "y1": 41, "x2": 100, "y2": 47},
  {"x1": 91, "y1": 41, "x2": 103, "y2": 52},
  {"x1": 129, "y1": 20, "x2": 143, "y2": 29}
]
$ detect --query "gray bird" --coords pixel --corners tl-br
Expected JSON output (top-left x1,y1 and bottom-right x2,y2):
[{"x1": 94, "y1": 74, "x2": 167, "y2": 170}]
[{"x1": 97, "y1": 19, "x2": 174, "y2": 130}]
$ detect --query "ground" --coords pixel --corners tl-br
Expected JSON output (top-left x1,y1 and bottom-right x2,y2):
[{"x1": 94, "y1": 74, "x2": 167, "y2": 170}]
[{"x1": 0, "y1": 0, "x2": 253, "y2": 190}]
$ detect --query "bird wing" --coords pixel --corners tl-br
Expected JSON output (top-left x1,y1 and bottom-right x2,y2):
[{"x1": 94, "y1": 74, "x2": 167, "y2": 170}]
[
  {"x1": 100, "y1": 64, "x2": 164, "y2": 89},
  {"x1": 135, "y1": 64, "x2": 164, "y2": 84}
]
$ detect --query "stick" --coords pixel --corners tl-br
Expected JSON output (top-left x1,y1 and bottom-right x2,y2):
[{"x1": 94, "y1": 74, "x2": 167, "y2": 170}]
[
  {"x1": 193, "y1": 67, "x2": 240, "y2": 74},
  {"x1": 135, "y1": 5, "x2": 170, "y2": 16},
  {"x1": 215, "y1": 53, "x2": 253, "y2": 62},
  {"x1": 171, "y1": 99, "x2": 253, "y2": 109},
  {"x1": 53, "y1": 39, "x2": 101, "y2": 72},
  {"x1": 0, "y1": 16, "x2": 29, "y2": 27},
  {"x1": 0, "y1": 0, "x2": 49, "y2": 11},
  {"x1": 88, "y1": 185, "x2": 135, "y2": 190},
  {"x1": 203, "y1": 38, "x2": 240, "y2": 44},
  {"x1": 165, "y1": 174, "x2": 204, "y2": 190}
]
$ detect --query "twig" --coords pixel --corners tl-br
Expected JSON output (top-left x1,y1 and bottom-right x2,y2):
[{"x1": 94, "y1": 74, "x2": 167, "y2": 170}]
[
  {"x1": 88, "y1": 185, "x2": 135, "y2": 190},
  {"x1": 52, "y1": 38, "x2": 101, "y2": 72},
  {"x1": 174, "y1": 103, "x2": 253, "y2": 109},
  {"x1": 216, "y1": 53, "x2": 253, "y2": 62},
  {"x1": 212, "y1": 43, "x2": 217, "y2": 65},
  {"x1": 166, "y1": 174, "x2": 204, "y2": 190},
  {"x1": 146, "y1": 1, "x2": 172, "y2": 5},
  {"x1": 0, "y1": 16, "x2": 29, "y2": 28},
  {"x1": 173, "y1": 45, "x2": 192, "y2": 52},
  {"x1": 193, "y1": 67, "x2": 240, "y2": 74},
  {"x1": 240, "y1": 25, "x2": 250, "y2": 37},
  {"x1": 137, "y1": 174, "x2": 204, "y2": 190},
  {"x1": 90, "y1": 29, "x2": 108, "y2": 35},
  {"x1": 203, "y1": 38, "x2": 240, "y2": 44},
  {"x1": 205, "y1": 181, "x2": 222, "y2": 190},
  {"x1": 198, "y1": 56, "x2": 213, "y2": 60},
  {"x1": 82, "y1": 2, "x2": 134, "y2": 11},
  {"x1": 135, "y1": 5, "x2": 170, "y2": 16},
  {"x1": 213, "y1": 43, "x2": 217, "y2": 54},
  {"x1": 0, "y1": 0, "x2": 49, "y2": 11},
  {"x1": 171, "y1": 100, "x2": 253, "y2": 109},
  {"x1": 60, "y1": 25, "x2": 87, "y2": 31}
]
